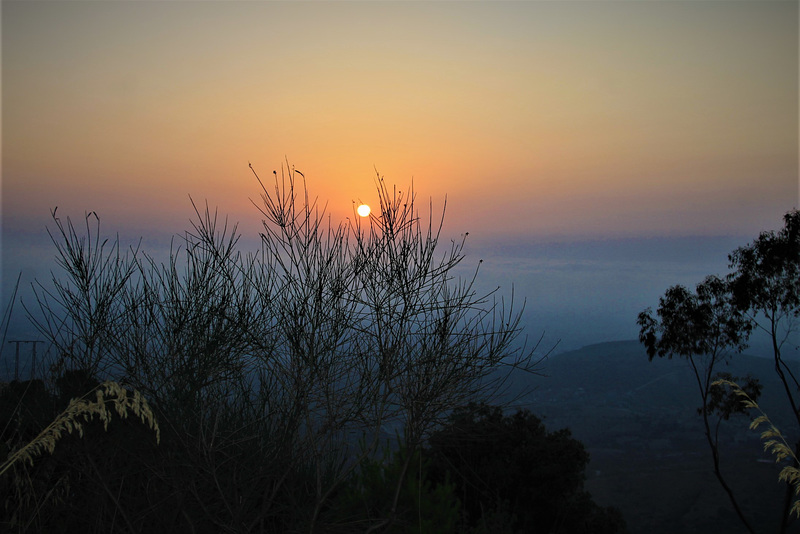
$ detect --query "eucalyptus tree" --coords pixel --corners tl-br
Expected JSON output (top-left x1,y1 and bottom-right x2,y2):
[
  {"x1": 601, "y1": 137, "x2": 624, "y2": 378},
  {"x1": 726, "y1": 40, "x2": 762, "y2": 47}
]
[
  {"x1": 728, "y1": 210, "x2": 800, "y2": 423},
  {"x1": 638, "y1": 209, "x2": 800, "y2": 534},
  {"x1": 637, "y1": 275, "x2": 757, "y2": 534},
  {"x1": 728, "y1": 209, "x2": 800, "y2": 532}
]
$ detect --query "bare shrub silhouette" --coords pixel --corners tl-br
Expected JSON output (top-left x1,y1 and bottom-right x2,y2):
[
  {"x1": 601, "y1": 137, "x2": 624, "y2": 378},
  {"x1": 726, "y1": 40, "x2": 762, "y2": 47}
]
[{"x1": 6, "y1": 163, "x2": 541, "y2": 532}]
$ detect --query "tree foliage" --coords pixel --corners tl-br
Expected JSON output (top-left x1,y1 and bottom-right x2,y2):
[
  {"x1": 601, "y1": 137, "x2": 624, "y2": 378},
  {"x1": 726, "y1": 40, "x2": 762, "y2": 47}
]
[
  {"x1": 424, "y1": 402, "x2": 628, "y2": 534},
  {"x1": 728, "y1": 210, "x2": 800, "y2": 421},
  {"x1": 328, "y1": 444, "x2": 461, "y2": 533},
  {"x1": 638, "y1": 275, "x2": 751, "y2": 362},
  {"x1": 729, "y1": 210, "x2": 800, "y2": 324}
]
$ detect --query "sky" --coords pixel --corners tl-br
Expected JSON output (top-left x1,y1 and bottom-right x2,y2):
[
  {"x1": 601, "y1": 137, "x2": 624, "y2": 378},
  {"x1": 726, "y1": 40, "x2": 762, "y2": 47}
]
[{"x1": 1, "y1": 0, "x2": 799, "y2": 354}]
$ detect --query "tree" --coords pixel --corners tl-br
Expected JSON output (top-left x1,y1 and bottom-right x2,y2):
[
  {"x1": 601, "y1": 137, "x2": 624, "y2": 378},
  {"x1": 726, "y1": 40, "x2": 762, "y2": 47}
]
[
  {"x1": 424, "y1": 402, "x2": 628, "y2": 534},
  {"x1": 728, "y1": 209, "x2": 800, "y2": 532},
  {"x1": 638, "y1": 209, "x2": 800, "y2": 534},
  {"x1": 637, "y1": 275, "x2": 758, "y2": 533},
  {"x1": 10, "y1": 162, "x2": 541, "y2": 532}
]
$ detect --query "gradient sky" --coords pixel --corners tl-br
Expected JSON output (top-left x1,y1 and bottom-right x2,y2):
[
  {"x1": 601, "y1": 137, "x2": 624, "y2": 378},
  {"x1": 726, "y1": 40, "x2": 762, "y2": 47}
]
[
  {"x1": 1, "y1": 0, "x2": 799, "y2": 335},
  {"x1": 3, "y1": 0, "x2": 797, "y2": 243}
]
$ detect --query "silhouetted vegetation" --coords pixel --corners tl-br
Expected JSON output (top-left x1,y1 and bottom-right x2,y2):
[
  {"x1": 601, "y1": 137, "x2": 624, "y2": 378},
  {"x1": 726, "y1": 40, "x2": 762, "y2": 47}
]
[
  {"x1": 1, "y1": 165, "x2": 552, "y2": 532},
  {"x1": 639, "y1": 209, "x2": 800, "y2": 534},
  {"x1": 424, "y1": 402, "x2": 628, "y2": 534}
]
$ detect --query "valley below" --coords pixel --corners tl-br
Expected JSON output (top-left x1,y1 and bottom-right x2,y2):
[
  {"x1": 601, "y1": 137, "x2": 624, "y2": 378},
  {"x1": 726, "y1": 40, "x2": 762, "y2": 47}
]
[{"x1": 522, "y1": 340, "x2": 799, "y2": 534}]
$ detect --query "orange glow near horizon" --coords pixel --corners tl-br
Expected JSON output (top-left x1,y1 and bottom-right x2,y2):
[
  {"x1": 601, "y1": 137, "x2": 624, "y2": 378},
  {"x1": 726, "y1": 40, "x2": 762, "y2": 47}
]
[{"x1": 2, "y1": 1, "x2": 797, "y2": 246}]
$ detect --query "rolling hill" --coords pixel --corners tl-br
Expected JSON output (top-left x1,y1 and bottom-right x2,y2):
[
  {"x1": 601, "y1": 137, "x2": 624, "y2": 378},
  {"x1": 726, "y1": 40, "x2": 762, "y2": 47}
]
[{"x1": 517, "y1": 340, "x2": 800, "y2": 534}]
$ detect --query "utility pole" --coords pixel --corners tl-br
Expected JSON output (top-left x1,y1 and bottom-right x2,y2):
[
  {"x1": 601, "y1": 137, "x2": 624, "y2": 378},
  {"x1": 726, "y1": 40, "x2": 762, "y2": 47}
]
[{"x1": 7, "y1": 340, "x2": 44, "y2": 380}]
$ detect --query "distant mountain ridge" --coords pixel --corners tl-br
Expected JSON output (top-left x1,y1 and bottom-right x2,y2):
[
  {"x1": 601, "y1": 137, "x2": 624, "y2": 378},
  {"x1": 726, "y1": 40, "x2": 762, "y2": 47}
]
[{"x1": 534, "y1": 340, "x2": 791, "y2": 418}]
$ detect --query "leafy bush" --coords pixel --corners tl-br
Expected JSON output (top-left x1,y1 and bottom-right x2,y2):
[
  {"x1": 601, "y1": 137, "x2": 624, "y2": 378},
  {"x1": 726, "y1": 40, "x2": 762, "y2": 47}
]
[
  {"x1": 425, "y1": 402, "x2": 628, "y2": 534},
  {"x1": 329, "y1": 444, "x2": 460, "y2": 533}
]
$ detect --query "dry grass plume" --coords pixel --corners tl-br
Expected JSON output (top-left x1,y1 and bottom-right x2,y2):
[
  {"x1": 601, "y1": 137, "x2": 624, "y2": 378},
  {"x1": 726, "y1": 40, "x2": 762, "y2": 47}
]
[{"x1": 0, "y1": 381, "x2": 159, "y2": 477}]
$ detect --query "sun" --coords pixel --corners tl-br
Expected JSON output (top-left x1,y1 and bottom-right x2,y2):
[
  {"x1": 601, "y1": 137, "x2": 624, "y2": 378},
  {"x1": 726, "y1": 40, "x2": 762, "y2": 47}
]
[{"x1": 357, "y1": 204, "x2": 371, "y2": 217}]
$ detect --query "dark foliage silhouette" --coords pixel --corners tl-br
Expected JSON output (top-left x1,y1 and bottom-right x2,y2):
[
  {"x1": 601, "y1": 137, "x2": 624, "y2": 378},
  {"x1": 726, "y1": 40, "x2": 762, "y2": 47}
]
[{"x1": 424, "y1": 402, "x2": 628, "y2": 534}]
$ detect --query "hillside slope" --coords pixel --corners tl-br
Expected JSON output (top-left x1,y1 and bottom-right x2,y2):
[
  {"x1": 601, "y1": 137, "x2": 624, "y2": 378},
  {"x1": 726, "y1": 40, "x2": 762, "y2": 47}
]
[{"x1": 520, "y1": 340, "x2": 800, "y2": 534}]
